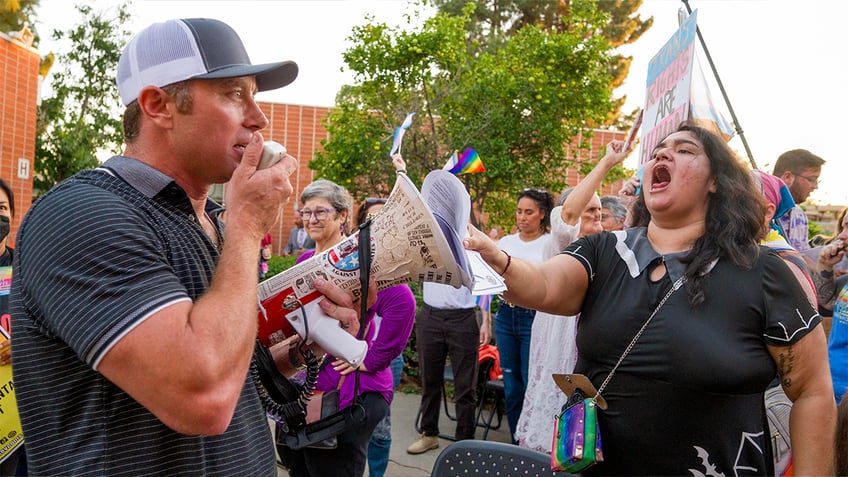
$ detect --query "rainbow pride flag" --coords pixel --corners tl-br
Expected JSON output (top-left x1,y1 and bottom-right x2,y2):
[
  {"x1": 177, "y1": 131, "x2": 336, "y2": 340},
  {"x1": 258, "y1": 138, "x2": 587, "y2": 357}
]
[{"x1": 442, "y1": 148, "x2": 485, "y2": 174}]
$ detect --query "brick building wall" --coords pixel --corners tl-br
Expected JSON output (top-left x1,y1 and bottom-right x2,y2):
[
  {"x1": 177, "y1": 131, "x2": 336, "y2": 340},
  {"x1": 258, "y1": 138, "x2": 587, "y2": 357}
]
[
  {"x1": 0, "y1": 31, "x2": 38, "y2": 247},
  {"x1": 564, "y1": 128, "x2": 628, "y2": 197},
  {"x1": 257, "y1": 102, "x2": 331, "y2": 256}
]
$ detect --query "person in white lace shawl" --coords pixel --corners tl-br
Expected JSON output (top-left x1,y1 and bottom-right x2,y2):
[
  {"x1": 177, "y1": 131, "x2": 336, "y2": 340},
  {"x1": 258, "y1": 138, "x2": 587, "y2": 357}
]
[{"x1": 514, "y1": 140, "x2": 629, "y2": 452}]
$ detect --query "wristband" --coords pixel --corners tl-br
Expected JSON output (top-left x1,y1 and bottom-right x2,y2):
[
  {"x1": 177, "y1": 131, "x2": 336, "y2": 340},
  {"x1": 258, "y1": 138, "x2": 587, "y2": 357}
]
[
  {"x1": 821, "y1": 268, "x2": 834, "y2": 279},
  {"x1": 499, "y1": 249, "x2": 512, "y2": 276}
]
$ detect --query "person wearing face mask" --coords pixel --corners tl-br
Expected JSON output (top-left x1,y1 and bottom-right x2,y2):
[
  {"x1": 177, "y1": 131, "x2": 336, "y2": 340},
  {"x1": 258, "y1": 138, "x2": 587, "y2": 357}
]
[
  {"x1": 0, "y1": 178, "x2": 25, "y2": 476},
  {"x1": 0, "y1": 181, "x2": 12, "y2": 266},
  {"x1": 494, "y1": 187, "x2": 553, "y2": 443}
]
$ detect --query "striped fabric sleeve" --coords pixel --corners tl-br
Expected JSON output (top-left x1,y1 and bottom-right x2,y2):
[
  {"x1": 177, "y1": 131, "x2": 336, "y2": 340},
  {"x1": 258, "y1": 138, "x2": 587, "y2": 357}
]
[{"x1": 17, "y1": 184, "x2": 190, "y2": 368}]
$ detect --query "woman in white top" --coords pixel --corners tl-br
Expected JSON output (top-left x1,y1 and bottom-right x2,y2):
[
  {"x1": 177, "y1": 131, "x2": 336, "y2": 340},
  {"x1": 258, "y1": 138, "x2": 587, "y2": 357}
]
[
  {"x1": 514, "y1": 141, "x2": 628, "y2": 452},
  {"x1": 495, "y1": 188, "x2": 553, "y2": 441}
]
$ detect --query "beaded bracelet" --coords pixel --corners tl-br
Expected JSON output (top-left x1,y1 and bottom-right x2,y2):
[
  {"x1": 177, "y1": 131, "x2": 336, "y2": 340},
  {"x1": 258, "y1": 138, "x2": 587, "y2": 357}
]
[{"x1": 499, "y1": 249, "x2": 512, "y2": 276}]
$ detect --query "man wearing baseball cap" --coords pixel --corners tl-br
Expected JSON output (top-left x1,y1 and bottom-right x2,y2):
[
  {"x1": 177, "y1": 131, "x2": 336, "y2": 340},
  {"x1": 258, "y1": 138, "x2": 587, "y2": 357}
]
[{"x1": 11, "y1": 18, "x2": 359, "y2": 475}]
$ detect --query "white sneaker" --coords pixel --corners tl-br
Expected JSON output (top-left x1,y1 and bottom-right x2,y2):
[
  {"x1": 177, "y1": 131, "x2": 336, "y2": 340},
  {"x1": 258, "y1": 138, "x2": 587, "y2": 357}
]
[{"x1": 406, "y1": 434, "x2": 439, "y2": 454}]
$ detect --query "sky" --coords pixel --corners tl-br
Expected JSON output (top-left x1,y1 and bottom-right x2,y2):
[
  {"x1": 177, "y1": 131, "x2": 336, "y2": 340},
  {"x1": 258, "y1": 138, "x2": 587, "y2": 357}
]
[{"x1": 33, "y1": 0, "x2": 847, "y2": 205}]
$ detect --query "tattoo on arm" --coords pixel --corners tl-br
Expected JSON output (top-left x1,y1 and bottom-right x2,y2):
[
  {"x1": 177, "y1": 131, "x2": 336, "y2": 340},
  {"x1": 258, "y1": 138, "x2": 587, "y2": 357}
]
[
  {"x1": 812, "y1": 271, "x2": 837, "y2": 309},
  {"x1": 777, "y1": 345, "x2": 795, "y2": 388}
]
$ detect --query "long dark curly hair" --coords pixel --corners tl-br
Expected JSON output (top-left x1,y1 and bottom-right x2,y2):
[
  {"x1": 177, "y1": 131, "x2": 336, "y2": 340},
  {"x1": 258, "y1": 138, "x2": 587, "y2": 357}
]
[
  {"x1": 634, "y1": 122, "x2": 767, "y2": 307},
  {"x1": 517, "y1": 188, "x2": 554, "y2": 233}
]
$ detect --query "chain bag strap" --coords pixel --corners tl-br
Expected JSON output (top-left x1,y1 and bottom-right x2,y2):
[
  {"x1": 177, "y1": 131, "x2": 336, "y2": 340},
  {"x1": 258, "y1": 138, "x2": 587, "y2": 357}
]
[
  {"x1": 551, "y1": 274, "x2": 686, "y2": 473},
  {"x1": 594, "y1": 274, "x2": 686, "y2": 400}
]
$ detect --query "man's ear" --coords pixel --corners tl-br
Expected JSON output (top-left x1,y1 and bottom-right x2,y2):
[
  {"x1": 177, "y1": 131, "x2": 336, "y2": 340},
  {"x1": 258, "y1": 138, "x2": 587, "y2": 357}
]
[
  {"x1": 137, "y1": 86, "x2": 174, "y2": 128},
  {"x1": 778, "y1": 171, "x2": 794, "y2": 187}
]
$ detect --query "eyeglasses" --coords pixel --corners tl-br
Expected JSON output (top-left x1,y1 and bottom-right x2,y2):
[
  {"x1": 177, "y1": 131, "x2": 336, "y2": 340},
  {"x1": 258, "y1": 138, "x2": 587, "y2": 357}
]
[
  {"x1": 792, "y1": 172, "x2": 819, "y2": 186},
  {"x1": 365, "y1": 197, "x2": 387, "y2": 205},
  {"x1": 298, "y1": 207, "x2": 335, "y2": 221}
]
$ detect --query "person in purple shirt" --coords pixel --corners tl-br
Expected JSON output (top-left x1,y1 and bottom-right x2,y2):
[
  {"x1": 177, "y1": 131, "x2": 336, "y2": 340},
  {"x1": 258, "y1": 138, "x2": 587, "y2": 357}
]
[{"x1": 277, "y1": 179, "x2": 416, "y2": 477}]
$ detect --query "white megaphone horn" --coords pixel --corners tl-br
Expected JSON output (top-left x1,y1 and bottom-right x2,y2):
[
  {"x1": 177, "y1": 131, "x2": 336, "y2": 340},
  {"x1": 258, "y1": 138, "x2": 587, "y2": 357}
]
[{"x1": 257, "y1": 171, "x2": 473, "y2": 366}]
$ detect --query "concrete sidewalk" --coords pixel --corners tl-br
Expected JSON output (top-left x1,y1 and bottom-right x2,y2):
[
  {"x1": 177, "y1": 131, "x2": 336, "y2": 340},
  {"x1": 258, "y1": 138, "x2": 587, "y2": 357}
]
[
  {"x1": 383, "y1": 390, "x2": 512, "y2": 476},
  {"x1": 276, "y1": 390, "x2": 513, "y2": 476}
]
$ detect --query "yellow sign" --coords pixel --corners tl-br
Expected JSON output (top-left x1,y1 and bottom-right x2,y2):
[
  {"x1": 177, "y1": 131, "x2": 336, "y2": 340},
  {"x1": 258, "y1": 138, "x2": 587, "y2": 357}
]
[{"x1": 0, "y1": 326, "x2": 23, "y2": 462}]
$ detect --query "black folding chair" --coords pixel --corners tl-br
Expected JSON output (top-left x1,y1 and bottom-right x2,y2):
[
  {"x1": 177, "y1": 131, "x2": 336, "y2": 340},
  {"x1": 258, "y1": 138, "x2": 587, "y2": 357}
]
[{"x1": 430, "y1": 439, "x2": 574, "y2": 477}]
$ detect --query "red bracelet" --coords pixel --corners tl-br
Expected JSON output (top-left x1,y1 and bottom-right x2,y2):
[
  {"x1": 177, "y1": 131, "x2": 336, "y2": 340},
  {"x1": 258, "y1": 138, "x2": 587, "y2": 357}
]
[{"x1": 499, "y1": 250, "x2": 512, "y2": 276}]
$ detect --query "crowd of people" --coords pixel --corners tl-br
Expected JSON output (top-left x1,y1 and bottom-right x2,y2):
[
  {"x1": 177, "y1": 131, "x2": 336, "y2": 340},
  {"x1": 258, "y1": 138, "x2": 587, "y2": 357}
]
[{"x1": 1, "y1": 15, "x2": 846, "y2": 477}]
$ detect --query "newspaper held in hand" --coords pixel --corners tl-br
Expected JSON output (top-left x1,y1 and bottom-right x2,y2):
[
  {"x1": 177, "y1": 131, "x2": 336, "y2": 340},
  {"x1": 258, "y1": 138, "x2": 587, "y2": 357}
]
[
  {"x1": 419, "y1": 170, "x2": 505, "y2": 296},
  {"x1": 257, "y1": 171, "x2": 503, "y2": 365}
]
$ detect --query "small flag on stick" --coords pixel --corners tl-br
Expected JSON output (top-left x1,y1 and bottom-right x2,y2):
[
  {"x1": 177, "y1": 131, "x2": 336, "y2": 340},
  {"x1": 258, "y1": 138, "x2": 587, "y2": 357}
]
[
  {"x1": 389, "y1": 112, "x2": 416, "y2": 156},
  {"x1": 443, "y1": 148, "x2": 485, "y2": 174}
]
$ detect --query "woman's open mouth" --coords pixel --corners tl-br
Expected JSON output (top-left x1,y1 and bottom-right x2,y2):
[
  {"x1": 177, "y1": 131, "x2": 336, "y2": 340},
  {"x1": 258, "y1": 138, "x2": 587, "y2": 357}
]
[{"x1": 651, "y1": 165, "x2": 671, "y2": 191}]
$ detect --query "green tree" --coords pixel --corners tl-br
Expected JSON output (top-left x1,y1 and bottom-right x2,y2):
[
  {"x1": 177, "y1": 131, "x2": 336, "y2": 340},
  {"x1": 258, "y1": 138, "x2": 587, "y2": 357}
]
[
  {"x1": 34, "y1": 3, "x2": 130, "y2": 196},
  {"x1": 432, "y1": 0, "x2": 652, "y2": 128},
  {"x1": 0, "y1": 0, "x2": 40, "y2": 44},
  {"x1": 313, "y1": 2, "x2": 616, "y2": 227}
]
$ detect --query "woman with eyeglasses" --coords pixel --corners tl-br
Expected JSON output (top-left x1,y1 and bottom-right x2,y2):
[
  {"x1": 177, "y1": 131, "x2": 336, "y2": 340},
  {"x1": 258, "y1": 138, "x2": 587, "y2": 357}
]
[
  {"x1": 276, "y1": 179, "x2": 416, "y2": 477},
  {"x1": 464, "y1": 122, "x2": 835, "y2": 475},
  {"x1": 495, "y1": 187, "x2": 554, "y2": 442}
]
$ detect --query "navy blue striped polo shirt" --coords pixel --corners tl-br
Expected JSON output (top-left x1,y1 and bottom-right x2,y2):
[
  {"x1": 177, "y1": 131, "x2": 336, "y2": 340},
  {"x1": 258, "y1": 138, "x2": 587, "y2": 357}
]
[{"x1": 10, "y1": 155, "x2": 275, "y2": 476}]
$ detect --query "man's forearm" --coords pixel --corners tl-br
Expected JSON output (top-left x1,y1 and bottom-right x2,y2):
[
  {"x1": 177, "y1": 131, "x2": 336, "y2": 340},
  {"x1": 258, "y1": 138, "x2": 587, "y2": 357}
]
[{"x1": 812, "y1": 268, "x2": 836, "y2": 310}]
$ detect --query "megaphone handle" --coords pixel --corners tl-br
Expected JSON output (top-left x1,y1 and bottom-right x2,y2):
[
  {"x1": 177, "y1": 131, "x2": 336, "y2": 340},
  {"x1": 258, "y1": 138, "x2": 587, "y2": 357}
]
[{"x1": 287, "y1": 300, "x2": 368, "y2": 367}]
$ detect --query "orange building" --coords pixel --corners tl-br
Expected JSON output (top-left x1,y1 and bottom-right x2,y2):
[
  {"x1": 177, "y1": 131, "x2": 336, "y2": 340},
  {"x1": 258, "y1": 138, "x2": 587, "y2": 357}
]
[{"x1": 0, "y1": 28, "x2": 38, "y2": 247}]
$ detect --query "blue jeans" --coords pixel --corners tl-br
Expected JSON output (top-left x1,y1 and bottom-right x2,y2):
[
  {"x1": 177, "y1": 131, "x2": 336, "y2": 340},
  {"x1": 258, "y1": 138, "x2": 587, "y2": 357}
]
[
  {"x1": 366, "y1": 354, "x2": 405, "y2": 477},
  {"x1": 494, "y1": 304, "x2": 535, "y2": 442}
]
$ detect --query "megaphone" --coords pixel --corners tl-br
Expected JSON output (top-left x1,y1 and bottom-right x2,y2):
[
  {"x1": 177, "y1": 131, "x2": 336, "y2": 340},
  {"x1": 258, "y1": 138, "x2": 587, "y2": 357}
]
[{"x1": 257, "y1": 171, "x2": 473, "y2": 366}]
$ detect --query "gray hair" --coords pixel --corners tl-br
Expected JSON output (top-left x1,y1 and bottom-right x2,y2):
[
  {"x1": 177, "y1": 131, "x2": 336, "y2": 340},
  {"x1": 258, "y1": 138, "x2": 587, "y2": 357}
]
[
  {"x1": 301, "y1": 179, "x2": 353, "y2": 213},
  {"x1": 556, "y1": 187, "x2": 574, "y2": 207},
  {"x1": 600, "y1": 195, "x2": 627, "y2": 221}
]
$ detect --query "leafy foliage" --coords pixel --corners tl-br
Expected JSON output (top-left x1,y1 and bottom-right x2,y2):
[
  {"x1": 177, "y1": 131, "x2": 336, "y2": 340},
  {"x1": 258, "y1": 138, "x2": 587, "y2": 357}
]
[
  {"x1": 0, "y1": 0, "x2": 40, "y2": 45},
  {"x1": 264, "y1": 254, "x2": 298, "y2": 279},
  {"x1": 34, "y1": 3, "x2": 130, "y2": 196},
  {"x1": 431, "y1": 0, "x2": 653, "y2": 128},
  {"x1": 314, "y1": 1, "x2": 617, "y2": 228}
]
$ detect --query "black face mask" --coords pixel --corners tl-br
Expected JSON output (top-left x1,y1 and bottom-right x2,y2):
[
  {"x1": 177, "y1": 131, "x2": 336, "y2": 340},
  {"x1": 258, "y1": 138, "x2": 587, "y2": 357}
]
[{"x1": 0, "y1": 215, "x2": 9, "y2": 243}]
